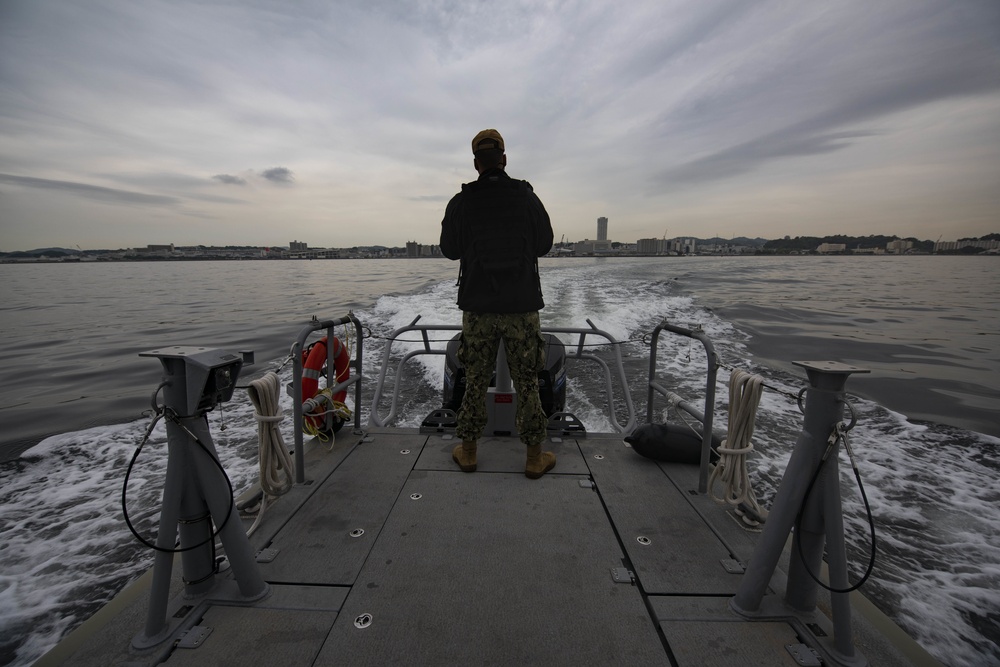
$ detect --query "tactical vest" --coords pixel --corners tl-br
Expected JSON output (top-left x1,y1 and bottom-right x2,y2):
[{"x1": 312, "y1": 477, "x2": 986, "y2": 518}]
[{"x1": 456, "y1": 177, "x2": 543, "y2": 313}]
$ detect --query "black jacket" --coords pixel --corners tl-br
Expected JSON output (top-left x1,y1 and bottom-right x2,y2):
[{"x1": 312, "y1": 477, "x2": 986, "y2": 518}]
[{"x1": 440, "y1": 168, "x2": 553, "y2": 313}]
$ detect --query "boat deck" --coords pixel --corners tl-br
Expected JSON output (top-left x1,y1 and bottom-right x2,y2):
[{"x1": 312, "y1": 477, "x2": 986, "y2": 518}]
[{"x1": 48, "y1": 426, "x2": 927, "y2": 666}]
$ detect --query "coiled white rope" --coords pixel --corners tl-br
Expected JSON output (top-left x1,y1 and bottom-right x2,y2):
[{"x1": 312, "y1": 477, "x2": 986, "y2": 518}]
[
  {"x1": 245, "y1": 371, "x2": 295, "y2": 536},
  {"x1": 710, "y1": 369, "x2": 768, "y2": 526}
]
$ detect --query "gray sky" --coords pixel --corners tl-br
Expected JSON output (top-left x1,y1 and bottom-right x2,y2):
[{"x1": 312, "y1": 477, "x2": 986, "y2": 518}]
[{"x1": 1, "y1": 0, "x2": 998, "y2": 250}]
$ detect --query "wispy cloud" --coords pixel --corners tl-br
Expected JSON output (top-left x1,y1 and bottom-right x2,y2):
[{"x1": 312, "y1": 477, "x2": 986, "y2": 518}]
[
  {"x1": 0, "y1": 173, "x2": 179, "y2": 206},
  {"x1": 213, "y1": 174, "x2": 247, "y2": 186}
]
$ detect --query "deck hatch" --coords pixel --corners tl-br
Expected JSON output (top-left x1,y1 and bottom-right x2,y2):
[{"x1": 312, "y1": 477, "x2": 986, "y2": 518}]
[
  {"x1": 580, "y1": 438, "x2": 744, "y2": 595},
  {"x1": 314, "y1": 470, "x2": 666, "y2": 664},
  {"x1": 256, "y1": 432, "x2": 424, "y2": 585}
]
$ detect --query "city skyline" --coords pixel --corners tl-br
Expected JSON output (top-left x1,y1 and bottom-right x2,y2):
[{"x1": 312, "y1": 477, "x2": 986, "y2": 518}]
[
  {"x1": 2, "y1": 2, "x2": 998, "y2": 251},
  {"x1": 5, "y1": 228, "x2": 995, "y2": 257}
]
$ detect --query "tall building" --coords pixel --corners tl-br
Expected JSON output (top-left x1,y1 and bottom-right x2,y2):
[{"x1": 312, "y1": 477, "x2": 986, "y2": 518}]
[
  {"x1": 637, "y1": 238, "x2": 660, "y2": 254},
  {"x1": 597, "y1": 217, "x2": 608, "y2": 241}
]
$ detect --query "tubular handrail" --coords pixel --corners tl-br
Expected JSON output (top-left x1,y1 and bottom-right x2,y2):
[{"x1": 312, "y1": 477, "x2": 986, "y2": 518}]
[
  {"x1": 368, "y1": 317, "x2": 637, "y2": 434},
  {"x1": 290, "y1": 313, "x2": 364, "y2": 484},
  {"x1": 544, "y1": 319, "x2": 637, "y2": 434},
  {"x1": 647, "y1": 321, "x2": 719, "y2": 494},
  {"x1": 368, "y1": 316, "x2": 461, "y2": 427}
]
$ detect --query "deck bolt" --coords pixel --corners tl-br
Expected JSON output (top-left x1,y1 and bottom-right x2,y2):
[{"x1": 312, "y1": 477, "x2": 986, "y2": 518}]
[
  {"x1": 637, "y1": 536, "x2": 651, "y2": 545},
  {"x1": 354, "y1": 613, "x2": 373, "y2": 629},
  {"x1": 350, "y1": 529, "x2": 364, "y2": 538}
]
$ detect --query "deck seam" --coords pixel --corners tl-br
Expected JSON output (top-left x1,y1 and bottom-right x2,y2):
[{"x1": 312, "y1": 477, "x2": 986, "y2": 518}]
[{"x1": 579, "y1": 438, "x2": 681, "y2": 665}]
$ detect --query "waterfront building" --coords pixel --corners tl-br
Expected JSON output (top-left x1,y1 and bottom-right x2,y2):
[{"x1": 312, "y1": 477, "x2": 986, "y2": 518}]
[
  {"x1": 934, "y1": 239, "x2": 1000, "y2": 252},
  {"x1": 597, "y1": 217, "x2": 608, "y2": 241},
  {"x1": 126, "y1": 244, "x2": 175, "y2": 258},
  {"x1": 886, "y1": 239, "x2": 913, "y2": 254},
  {"x1": 674, "y1": 238, "x2": 697, "y2": 254},
  {"x1": 574, "y1": 239, "x2": 614, "y2": 255},
  {"x1": 636, "y1": 238, "x2": 662, "y2": 254}
]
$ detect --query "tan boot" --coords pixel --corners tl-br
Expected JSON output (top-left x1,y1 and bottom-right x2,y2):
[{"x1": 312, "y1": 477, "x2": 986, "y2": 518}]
[
  {"x1": 525, "y1": 444, "x2": 556, "y2": 479},
  {"x1": 452, "y1": 440, "x2": 477, "y2": 472}
]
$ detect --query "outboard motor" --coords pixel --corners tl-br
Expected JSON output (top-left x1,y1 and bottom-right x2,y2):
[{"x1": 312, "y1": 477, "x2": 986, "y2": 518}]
[{"x1": 442, "y1": 332, "x2": 566, "y2": 416}]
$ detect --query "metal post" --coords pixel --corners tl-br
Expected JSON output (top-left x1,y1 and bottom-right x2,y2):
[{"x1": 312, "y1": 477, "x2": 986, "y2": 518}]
[
  {"x1": 486, "y1": 341, "x2": 518, "y2": 436},
  {"x1": 133, "y1": 348, "x2": 270, "y2": 649},
  {"x1": 495, "y1": 341, "x2": 512, "y2": 392},
  {"x1": 180, "y1": 414, "x2": 267, "y2": 598},
  {"x1": 647, "y1": 322, "x2": 719, "y2": 493},
  {"x1": 731, "y1": 361, "x2": 868, "y2": 666},
  {"x1": 175, "y1": 425, "x2": 216, "y2": 600},
  {"x1": 291, "y1": 339, "x2": 306, "y2": 484},
  {"x1": 139, "y1": 422, "x2": 186, "y2": 646}
]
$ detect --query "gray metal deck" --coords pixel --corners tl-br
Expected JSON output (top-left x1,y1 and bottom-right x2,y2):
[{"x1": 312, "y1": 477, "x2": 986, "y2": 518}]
[{"x1": 48, "y1": 427, "x2": 928, "y2": 666}]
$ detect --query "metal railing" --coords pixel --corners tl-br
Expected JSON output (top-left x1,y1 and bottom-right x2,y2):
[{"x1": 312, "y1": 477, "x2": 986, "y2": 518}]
[
  {"x1": 368, "y1": 316, "x2": 637, "y2": 434},
  {"x1": 368, "y1": 316, "x2": 461, "y2": 428},
  {"x1": 646, "y1": 320, "x2": 719, "y2": 493},
  {"x1": 290, "y1": 313, "x2": 364, "y2": 483}
]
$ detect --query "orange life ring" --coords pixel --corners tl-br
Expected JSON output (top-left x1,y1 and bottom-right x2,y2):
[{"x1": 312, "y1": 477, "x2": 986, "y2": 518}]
[{"x1": 301, "y1": 336, "x2": 350, "y2": 431}]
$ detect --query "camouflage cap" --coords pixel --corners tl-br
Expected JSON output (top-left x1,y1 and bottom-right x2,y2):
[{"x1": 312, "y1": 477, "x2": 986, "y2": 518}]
[{"x1": 471, "y1": 129, "x2": 504, "y2": 154}]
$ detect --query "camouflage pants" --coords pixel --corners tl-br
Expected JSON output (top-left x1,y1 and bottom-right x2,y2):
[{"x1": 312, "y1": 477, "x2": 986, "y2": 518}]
[{"x1": 456, "y1": 311, "x2": 548, "y2": 446}]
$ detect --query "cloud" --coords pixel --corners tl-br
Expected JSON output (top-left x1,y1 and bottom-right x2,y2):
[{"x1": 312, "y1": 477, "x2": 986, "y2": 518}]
[
  {"x1": 647, "y1": 1, "x2": 1000, "y2": 191},
  {"x1": 185, "y1": 192, "x2": 247, "y2": 205},
  {"x1": 1, "y1": 1, "x2": 998, "y2": 248},
  {"x1": 0, "y1": 173, "x2": 179, "y2": 206},
  {"x1": 261, "y1": 167, "x2": 294, "y2": 184},
  {"x1": 656, "y1": 130, "x2": 879, "y2": 188}
]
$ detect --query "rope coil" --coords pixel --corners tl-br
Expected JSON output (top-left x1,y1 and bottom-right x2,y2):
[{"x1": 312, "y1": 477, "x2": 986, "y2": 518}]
[
  {"x1": 709, "y1": 369, "x2": 768, "y2": 525},
  {"x1": 247, "y1": 372, "x2": 294, "y2": 499},
  {"x1": 254, "y1": 414, "x2": 284, "y2": 424},
  {"x1": 302, "y1": 389, "x2": 352, "y2": 446}
]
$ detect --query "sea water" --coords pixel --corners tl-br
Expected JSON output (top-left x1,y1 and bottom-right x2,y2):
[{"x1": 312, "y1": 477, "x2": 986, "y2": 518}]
[{"x1": 0, "y1": 256, "x2": 997, "y2": 666}]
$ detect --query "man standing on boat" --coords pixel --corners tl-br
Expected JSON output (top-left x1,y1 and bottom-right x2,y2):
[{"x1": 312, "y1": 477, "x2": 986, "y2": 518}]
[{"x1": 440, "y1": 128, "x2": 556, "y2": 479}]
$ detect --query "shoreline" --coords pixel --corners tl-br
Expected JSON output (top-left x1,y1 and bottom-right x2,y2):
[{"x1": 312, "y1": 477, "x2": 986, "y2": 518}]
[{"x1": 3, "y1": 252, "x2": 998, "y2": 264}]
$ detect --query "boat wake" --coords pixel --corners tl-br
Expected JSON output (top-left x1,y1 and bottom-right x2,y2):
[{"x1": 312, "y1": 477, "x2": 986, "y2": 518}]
[{"x1": 1, "y1": 262, "x2": 997, "y2": 666}]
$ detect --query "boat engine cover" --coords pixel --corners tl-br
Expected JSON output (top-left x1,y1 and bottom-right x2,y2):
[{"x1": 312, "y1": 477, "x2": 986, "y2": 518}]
[{"x1": 442, "y1": 333, "x2": 566, "y2": 416}]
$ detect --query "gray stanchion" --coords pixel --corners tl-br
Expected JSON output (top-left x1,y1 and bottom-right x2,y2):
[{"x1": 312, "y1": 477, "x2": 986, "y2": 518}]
[
  {"x1": 133, "y1": 347, "x2": 269, "y2": 649},
  {"x1": 731, "y1": 360, "x2": 869, "y2": 667},
  {"x1": 486, "y1": 341, "x2": 518, "y2": 436}
]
